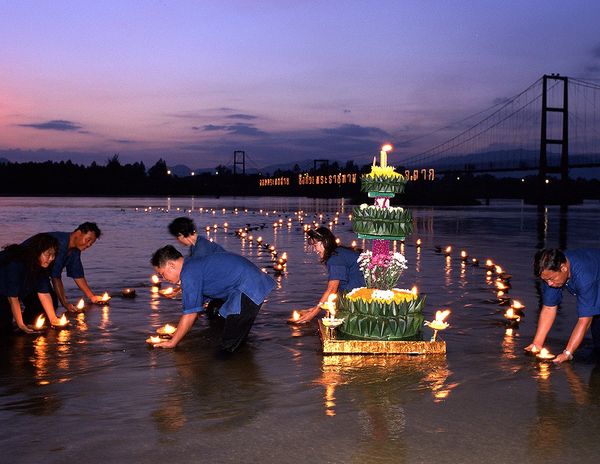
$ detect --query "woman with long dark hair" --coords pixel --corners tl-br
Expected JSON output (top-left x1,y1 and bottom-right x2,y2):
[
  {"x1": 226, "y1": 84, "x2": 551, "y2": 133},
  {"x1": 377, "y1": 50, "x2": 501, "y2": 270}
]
[
  {"x1": 295, "y1": 227, "x2": 365, "y2": 324},
  {"x1": 0, "y1": 233, "x2": 61, "y2": 332}
]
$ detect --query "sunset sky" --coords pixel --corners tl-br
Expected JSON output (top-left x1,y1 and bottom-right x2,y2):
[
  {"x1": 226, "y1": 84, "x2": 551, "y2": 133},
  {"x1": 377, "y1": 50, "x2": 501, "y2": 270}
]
[{"x1": 1, "y1": 1, "x2": 599, "y2": 170}]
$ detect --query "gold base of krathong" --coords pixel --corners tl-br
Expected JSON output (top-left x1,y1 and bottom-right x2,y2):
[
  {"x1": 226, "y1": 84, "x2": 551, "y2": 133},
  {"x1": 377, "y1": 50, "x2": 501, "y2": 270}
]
[{"x1": 319, "y1": 320, "x2": 446, "y2": 355}]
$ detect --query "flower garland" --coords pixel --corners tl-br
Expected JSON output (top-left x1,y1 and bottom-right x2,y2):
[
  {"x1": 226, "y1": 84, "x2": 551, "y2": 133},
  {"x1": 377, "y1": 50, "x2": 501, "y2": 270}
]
[{"x1": 347, "y1": 287, "x2": 416, "y2": 304}]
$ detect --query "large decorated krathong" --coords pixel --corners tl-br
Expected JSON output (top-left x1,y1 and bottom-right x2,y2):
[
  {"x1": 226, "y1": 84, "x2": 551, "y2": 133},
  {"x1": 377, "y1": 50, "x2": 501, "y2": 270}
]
[{"x1": 322, "y1": 144, "x2": 445, "y2": 353}]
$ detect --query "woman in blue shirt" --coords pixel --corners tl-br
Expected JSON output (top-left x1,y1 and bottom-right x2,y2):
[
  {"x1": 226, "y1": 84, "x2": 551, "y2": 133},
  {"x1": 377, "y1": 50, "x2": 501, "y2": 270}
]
[
  {"x1": 295, "y1": 227, "x2": 365, "y2": 324},
  {"x1": 0, "y1": 233, "x2": 61, "y2": 333}
]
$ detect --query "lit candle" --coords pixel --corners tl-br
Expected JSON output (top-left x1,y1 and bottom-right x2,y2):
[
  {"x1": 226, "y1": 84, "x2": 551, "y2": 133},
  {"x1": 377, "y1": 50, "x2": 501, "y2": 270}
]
[
  {"x1": 76, "y1": 298, "x2": 86, "y2": 311},
  {"x1": 34, "y1": 314, "x2": 46, "y2": 330},
  {"x1": 121, "y1": 288, "x2": 136, "y2": 298},
  {"x1": 292, "y1": 310, "x2": 300, "y2": 322},
  {"x1": 146, "y1": 335, "x2": 162, "y2": 345},
  {"x1": 380, "y1": 144, "x2": 392, "y2": 168},
  {"x1": 151, "y1": 275, "x2": 161, "y2": 288},
  {"x1": 54, "y1": 313, "x2": 69, "y2": 327},
  {"x1": 411, "y1": 286, "x2": 418, "y2": 295},
  {"x1": 536, "y1": 348, "x2": 555, "y2": 360},
  {"x1": 416, "y1": 238, "x2": 422, "y2": 246},
  {"x1": 98, "y1": 292, "x2": 111, "y2": 304},
  {"x1": 511, "y1": 300, "x2": 524, "y2": 311},
  {"x1": 445, "y1": 246, "x2": 452, "y2": 255},
  {"x1": 504, "y1": 308, "x2": 520, "y2": 322},
  {"x1": 460, "y1": 250, "x2": 468, "y2": 261},
  {"x1": 157, "y1": 323, "x2": 177, "y2": 336}
]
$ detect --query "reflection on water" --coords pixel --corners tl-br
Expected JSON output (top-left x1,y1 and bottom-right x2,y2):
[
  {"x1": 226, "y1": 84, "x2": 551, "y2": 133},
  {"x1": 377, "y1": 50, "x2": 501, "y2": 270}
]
[{"x1": 1, "y1": 197, "x2": 600, "y2": 463}]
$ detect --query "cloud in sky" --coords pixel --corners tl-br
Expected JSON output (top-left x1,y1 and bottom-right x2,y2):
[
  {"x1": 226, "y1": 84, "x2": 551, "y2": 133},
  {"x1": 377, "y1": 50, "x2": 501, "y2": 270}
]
[{"x1": 18, "y1": 120, "x2": 83, "y2": 131}]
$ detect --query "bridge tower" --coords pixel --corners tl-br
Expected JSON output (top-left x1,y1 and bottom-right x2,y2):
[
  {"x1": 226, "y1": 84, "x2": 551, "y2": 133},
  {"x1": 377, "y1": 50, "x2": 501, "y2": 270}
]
[
  {"x1": 539, "y1": 74, "x2": 569, "y2": 203},
  {"x1": 233, "y1": 150, "x2": 246, "y2": 175}
]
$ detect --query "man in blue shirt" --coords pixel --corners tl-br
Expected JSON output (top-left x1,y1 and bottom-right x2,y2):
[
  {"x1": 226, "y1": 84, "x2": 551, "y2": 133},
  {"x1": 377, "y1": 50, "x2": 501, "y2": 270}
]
[
  {"x1": 168, "y1": 217, "x2": 225, "y2": 317},
  {"x1": 168, "y1": 217, "x2": 225, "y2": 258},
  {"x1": 526, "y1": 249, "x2": 600, "y2": 363},
  {"x1": 22, "y1": 222, "x2": 103, "y2": 322},
  {"x1": 150, "y1": 245, "x2": 275, "y2": 352}
]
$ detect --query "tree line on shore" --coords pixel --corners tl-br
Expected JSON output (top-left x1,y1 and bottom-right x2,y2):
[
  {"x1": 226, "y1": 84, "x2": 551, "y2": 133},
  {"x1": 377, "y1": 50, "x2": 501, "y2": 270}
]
[{"x1": 0, "y1": 155, "x2": 599, "y2": 203}]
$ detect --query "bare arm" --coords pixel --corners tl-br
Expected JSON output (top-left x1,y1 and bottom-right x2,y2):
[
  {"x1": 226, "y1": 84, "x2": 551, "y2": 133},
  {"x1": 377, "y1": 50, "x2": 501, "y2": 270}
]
[
  {"x1": 73, "y1": 277, "x2": 102, "y2": 303},
  {"x1": 525, "y1": 305, "x2": 557, "y2": 351},
  {"x1": 7, "y1": 296, "x2": 34, "y2": 333},
  {"x1": 37, "y1": 292, "x2": 61, "y2": 325},
  {"x1": 51, "y1": 277, "x2": 76, "y2": 311},
  {"x1": 153, "y1": 313, "x2": 198, "y2": 349},
  {"x1": 554, "y1": 316, "x2": 592, "y2": 364},
  {"x1": 296, "y1": 280, "x2": 340, "y2": 324}
]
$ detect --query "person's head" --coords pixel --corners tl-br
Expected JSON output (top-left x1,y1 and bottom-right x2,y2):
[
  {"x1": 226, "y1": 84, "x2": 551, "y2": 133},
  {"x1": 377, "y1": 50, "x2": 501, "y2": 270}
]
[
  {"x1": 151, "y1": 245, "x2": 184, "y2": 283},
  {"x1": 534, "y1": 248, "x2": 569, "y2": 288},
  {"x1": 72, "y1": 222, "x2": 101, "y2": 251},
  {"x1": 168, "y1": 217, "x2": 197, "y2": 246},
  {"x1": 306, "y1": 227, "x2": 337, "y2": 263},
  {"x1": 1, "y1": 233, "x2": 59, "y2": 272}
]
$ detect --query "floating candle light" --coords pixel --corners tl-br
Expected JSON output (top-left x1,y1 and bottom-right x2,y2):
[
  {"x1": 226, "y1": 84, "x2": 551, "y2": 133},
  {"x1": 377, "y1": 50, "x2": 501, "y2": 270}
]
[
  {"x1": 504, "y1": 308, "x2": 521, "y2": 322},
  {"x1": 256, "y1": 236, "x2": 263, "y2": 244},
  {"x1": 160, "y1": 287, "x2": 174, "y2": 296},
  {"x1": 292, "y1": 310, "x2": 300, "y2": 322},
  {"x1": 485, "y1": 259, "x2": 494, "y2": 268},
  {"x1": 495, "y1": 265, "x2": 504, "y2": 275},
  {"x1": 471, "y1": 258, "x2": 479, "y2": 266},
  {"x1": 416, "y1": 238, "x2": 422, "y2": 246},
  {"x1": 121, "y1": 288, "x2": 136, "y2": 298},
  {"x1": 98, "y1": 292, "x2": 111, "y2": 304},
  {"x1": 157, "y1": 323, "x2": 177, "y2": 336},
  {"x1": 424, "y1": 309, "x2": 451, "y2": 341},
  {"x1": 460, "y1": 250, "x2": 468, "y2": 261},
  {"x1": 146, "y1": 335, "x2": 162, "y2": 345},
  {"x1": 76, "y1": 298, "x2": 86, "y2": 311},
  {"x1": 511, "y1": 300, "x2": 524, "y2": 311},
  {"x1": 34, "y1": 314, "x2": 46, "y2": 330},
  {"x1": 444, "y1": 246, "x2": 452, "y2": 255},
  {"x1": 536, "y1": 348, "x2": 555, "y2": 360},
  {"x1": 53, "y1": 313, "x2": 69, "y2": 327},
  {"x1": 151, "y1": 274, "x2": 160, "y2": 285},
  {"x1": 411, "y1": 286, "x2": 418, "y2": 295}
]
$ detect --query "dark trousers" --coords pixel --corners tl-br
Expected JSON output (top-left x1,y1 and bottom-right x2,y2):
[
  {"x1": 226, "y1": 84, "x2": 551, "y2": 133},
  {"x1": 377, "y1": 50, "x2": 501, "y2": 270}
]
[
  {"x1": 0, "y1": 297, "x2": 14, "y2": 332},
  {"x1": 220, "y1": 293, "x2": 261, "y2": 352}
]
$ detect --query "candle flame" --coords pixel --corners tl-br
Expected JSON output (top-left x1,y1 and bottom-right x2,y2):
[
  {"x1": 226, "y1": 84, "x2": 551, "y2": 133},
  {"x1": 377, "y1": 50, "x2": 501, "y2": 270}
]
[
  {"x1": 461, "y1": 250, "x2": 467, "y2": 258},
  {"x1": 35, "y1": 314, "x2": 46, "y2": 330},
  {"x1": 158, "y1": 324, "x2": 177, "y2": 335},
  {"x1": 495, "y1": 265, "x2": 504, "y2": 274},
  {"x1": 445, "y1": 246, "x2": 452, "y2": 254},
  {"x1": 162, "y1": 287, "x2": 174, "y2": 295},
  {"x1": 411, "y1": 286, "x2": 418, "y2": 295},
  {"x1": 537, "y1": 348, "x2": 555, "y2": 360},
  {"x1": 425, "y1": 309, "x2": 450, "y2": 331},
  {"x1": 77, "y1": 299, "x2": 85, "y2": 310},
  {"x1": 486, "y1": 259, "x2": 494, "y2": 267},
  {"x1": 511, "y1": 300, "x2": 524, "y2": 310},
  {"x1": 504, "y1": 308, "x2": 520, "y2": 321},
  {"x1": 151, "y1": 274, "x2": 160, "y2": 284},
  {"x1": 57, "y1": 314, "x2": 68, "y2": 326},
  {"x1": 101, "y1": 292, "x2": 111, "y2": 301},
  {"x1": 147, "y1": 335, "x2": 161, "y2": 344},
  {"x1": 292, "y1": 310, "x2": 300, "y2": 322},
  {"x1": 381, "y1": 144, "x2": 393, "y2": 152},
  {"x1": 416, "y1": 238, "x2": 422, "y2": 246}
]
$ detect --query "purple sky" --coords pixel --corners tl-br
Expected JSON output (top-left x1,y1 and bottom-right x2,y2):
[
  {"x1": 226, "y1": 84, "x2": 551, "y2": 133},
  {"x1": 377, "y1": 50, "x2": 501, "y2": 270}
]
[{"x1": 1, "y1": 1, "x2": 599, "y2": 170}]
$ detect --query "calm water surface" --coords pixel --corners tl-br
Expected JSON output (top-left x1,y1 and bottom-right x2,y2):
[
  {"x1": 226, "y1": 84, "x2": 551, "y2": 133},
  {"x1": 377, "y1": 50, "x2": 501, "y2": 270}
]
[{"x1": 1, "y1": 196, "x2": 600, "y2": 464}]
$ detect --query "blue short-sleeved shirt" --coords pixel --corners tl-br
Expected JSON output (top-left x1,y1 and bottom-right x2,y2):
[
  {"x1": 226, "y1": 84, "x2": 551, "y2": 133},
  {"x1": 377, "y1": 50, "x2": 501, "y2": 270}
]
[
  {"x1": 180, "y1": 252, "x2": 275, "y2": 317},
  {"x1": 542, "y1": 249, "x2": 600, "y2": 317},
  {"x1": 190, "y1": 237, "x2": 225, "y2": 258},
  {"x1": 326, "y1": 247, "x2": 365, "y2": 292},
  {"x1": 0, "y1": 252, "x2": 51, "y2": 298},
  {"x1": 46, "y1": 232, "x2": 85, "y2": 279}
]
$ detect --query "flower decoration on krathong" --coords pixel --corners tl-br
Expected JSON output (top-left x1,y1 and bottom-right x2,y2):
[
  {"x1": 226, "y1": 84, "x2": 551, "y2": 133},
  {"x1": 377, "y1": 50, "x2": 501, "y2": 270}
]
[
  {"x1": 357, "y1": 250, "x2": 408, "y2": 290},
  {"x1": 347, "y1": 287, "x2": 417, "y2": 304}
]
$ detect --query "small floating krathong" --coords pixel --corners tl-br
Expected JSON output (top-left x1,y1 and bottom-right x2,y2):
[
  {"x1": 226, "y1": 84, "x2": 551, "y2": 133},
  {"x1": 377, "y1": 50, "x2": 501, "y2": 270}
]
[
  {"x1": 146, "y1": 335, "x2": 162, "y2": 345},
  {"x1": 504, "y1": 307, "x2": 521, "y2": 322},
  {"x1": 53, "y1": 313, "x2": 69, "y2": 327},
  {"x1": 321, "y1": 294, "x2": 344, "y2": 329},
  {"x1": 121, "y1": 288, "x2": 136, "y2": 298},
  {"x1": 156, "y1": 324, "x2": 177, "y2": 337},
  {"x1": 425, "y1": 309, "x2": 451, "y2": 341},
  {"x1": 97, "y1": 292, "x2": 111, "y2": 304},
  {"x1": 536, "y1": 348, "x2": 555, "y2": 361},
  {"x1": 34, "y1": 314, "x2": 46, "y2": 330}
]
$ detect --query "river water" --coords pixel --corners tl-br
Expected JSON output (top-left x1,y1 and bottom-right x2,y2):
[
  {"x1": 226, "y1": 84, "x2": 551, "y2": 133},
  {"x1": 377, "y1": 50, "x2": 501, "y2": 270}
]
[{"x1": 1, "y1": 196, "x2": 599, "y2": 464}]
